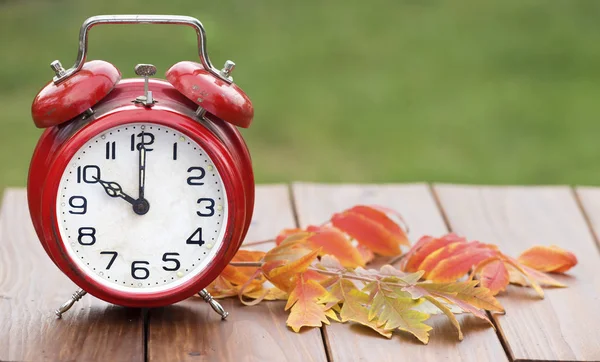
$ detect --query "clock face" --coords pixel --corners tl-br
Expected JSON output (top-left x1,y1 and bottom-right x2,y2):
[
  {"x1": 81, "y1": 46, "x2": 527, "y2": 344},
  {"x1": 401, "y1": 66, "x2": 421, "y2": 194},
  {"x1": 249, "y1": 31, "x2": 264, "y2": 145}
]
[{"x1": 55, "y1": 123, "x2": 228, "y2": 293}]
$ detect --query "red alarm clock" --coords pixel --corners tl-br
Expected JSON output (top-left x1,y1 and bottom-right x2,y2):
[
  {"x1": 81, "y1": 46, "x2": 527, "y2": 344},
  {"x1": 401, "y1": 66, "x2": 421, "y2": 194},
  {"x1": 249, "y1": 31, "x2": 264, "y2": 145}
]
[{"x1": 28, "y1": 15, "x2": 254, "y2": 319}]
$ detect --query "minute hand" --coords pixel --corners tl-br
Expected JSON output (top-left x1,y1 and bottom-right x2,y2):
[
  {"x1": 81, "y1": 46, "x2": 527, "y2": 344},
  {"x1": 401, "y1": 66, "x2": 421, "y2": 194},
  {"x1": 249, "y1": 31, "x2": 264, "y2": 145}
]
[{"x1": 138, "y1": 138, "x2": 147, "y2": 200}]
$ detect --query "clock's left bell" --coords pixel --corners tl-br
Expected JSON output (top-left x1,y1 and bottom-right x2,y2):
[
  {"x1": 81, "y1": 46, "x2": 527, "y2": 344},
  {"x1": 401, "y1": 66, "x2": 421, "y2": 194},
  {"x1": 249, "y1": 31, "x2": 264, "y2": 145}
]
[{"x1": 31, "y1": 60, "x2": 121, "y2": 128}]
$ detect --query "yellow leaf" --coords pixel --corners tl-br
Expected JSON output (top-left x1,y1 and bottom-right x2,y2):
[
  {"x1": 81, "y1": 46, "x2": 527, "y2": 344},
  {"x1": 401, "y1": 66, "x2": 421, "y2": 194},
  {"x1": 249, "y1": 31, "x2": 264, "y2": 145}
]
[
  {"x1": 422, "y1": 281, "x2": 503, "y2": 313},
  {"x1": 241, "y1": 287, "x2": 288, "y2": 306}
]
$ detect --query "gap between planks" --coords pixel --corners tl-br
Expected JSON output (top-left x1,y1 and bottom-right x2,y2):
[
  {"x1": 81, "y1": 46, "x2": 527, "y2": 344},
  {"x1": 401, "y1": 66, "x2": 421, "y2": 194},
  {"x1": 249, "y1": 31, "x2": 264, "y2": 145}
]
[
  {"x1": 287, "y1": 184, "x2": 334, "y2": 362},
  {"x1": 429, "y1": 184, "x2": 515, "y2": 361}
]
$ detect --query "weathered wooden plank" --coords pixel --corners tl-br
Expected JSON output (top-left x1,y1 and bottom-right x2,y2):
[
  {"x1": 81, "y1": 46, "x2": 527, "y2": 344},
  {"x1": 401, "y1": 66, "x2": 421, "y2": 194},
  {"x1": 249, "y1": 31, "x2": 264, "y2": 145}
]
[
  {"x1": 0, "y1": 189, "x2": 144, "y2": 362},
  {"x1": 435, "y1": 185, "x2": 600, "y2": 362},
  {"x1": 148, "y1": 185, "x2": 328, "y2": 362},
  {"x1": 292, "y1": 183, "x2": 508, "y2": 362},
  {"x1": 574, "y1": 187, "x2": 600, "y2": 245}
]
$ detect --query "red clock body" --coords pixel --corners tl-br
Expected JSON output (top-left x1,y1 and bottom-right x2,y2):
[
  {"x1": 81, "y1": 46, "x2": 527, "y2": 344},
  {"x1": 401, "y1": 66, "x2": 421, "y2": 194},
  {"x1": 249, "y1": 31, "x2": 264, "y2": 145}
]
[{"x1": 28, "y1": 77, "x2": 254, "y2": 308}]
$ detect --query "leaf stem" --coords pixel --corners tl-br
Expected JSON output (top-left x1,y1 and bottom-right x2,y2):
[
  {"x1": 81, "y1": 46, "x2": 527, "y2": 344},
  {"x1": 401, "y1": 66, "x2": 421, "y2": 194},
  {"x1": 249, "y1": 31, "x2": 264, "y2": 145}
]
[
  {"x1": 228, "y1": 261, "x2": 409, "y2": 285},
  {"x1": 229, "y1": 261, "x2": 264, "y2": 267},
  {"x1": 240, "y1": 238, "x2": 276, "y2": 246}
]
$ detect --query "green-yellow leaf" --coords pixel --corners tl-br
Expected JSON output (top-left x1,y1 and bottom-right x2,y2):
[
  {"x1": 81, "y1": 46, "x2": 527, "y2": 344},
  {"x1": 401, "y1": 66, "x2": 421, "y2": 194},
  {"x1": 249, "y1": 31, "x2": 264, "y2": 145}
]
[
  {"x1": 330, "y1": 279, "x2": 393, "y2": 338},
  {"x1": 367, "y1": 281, "x2": 432, "y2": 344},
  {"x1": 422, "y1": 296, "x2": 463, "y2": 341}
]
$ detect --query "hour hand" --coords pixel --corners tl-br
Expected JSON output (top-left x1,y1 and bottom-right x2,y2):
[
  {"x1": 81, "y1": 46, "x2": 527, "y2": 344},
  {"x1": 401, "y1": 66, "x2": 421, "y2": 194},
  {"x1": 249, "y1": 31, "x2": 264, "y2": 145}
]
[{"x1": 94, "y1": 177, "x2": 137, "y2": 205}]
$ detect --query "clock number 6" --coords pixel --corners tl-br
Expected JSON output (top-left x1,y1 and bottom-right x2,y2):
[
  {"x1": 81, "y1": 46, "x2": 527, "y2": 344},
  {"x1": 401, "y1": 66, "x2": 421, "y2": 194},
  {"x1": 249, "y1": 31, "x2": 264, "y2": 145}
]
[
  {"x1": 131, "y1": 261, "x2": 150, "y2": 280},
  {"x1": 162, "y1": 252, "x2": 181, "y2": 271},
  {"x1": 197, "y1": 198, "x2": 215, "y2": 217}
]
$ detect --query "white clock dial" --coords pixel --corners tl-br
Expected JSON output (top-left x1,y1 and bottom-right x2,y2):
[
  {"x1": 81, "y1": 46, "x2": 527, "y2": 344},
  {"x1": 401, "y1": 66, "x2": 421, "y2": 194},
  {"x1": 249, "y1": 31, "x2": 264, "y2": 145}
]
[{"x1": 56, "y1": 123, "x2": 228, "y2": 293}]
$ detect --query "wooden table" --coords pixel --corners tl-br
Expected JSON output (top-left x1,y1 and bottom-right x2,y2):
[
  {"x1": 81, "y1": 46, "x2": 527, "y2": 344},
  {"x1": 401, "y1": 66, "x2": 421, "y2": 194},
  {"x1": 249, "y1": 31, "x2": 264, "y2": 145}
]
[{"x1": 1, "y1": 183, "x2": 600, "y2": 361}]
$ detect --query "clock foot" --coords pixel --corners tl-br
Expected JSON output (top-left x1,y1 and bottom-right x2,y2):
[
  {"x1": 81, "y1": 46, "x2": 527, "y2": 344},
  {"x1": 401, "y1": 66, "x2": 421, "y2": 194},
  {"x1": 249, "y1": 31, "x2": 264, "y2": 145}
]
[
  {"x1": 55, "y1": 289, "x2": 87, "y2": 318},
  {"x1": 198, "y1": 289, "x2": 229, "y2": 320}
]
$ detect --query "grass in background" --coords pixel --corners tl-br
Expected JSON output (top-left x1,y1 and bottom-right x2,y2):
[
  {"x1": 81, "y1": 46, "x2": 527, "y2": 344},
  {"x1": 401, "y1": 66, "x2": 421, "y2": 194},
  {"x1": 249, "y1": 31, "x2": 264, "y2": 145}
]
[{"x1": 1, "y1": 0, "x2": 600, "y2": 189}]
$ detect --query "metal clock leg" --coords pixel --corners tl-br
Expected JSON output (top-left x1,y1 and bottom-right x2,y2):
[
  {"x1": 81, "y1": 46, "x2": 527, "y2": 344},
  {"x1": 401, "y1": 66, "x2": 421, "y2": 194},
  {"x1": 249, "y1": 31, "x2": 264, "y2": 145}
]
[
  {"x1": 198, "y1": 289, "x2": 229, "y2": 320},
  {"x1": 55, "y1": 289, "x2": 87, "y2": 318}
]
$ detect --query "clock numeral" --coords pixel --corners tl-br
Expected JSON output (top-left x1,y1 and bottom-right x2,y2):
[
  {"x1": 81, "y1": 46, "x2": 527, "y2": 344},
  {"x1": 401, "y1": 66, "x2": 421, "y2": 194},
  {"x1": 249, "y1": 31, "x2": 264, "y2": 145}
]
[
  {"x1": 186, "y1": 167, "x2": 205, "y2": 185},
  {"x1": 68, "y1": 196, "x2": 87, "y2": 214},
  {"x1": 78, "y1": 227, "x2": 96, "y2": 246},
  {"x1": 172, "y1": 143, "x2": 178, "y2": 160},
  {"x1": 100, "y1": 251, "x2": 118, "y2": 270},
  {"x1": 162, "y1": 252, "x2": 181, "y2": 271},
  {"x1": 197, "y1": 198, "x2": 215, "y2": 217},
  {"x1": 76, "y1": 165, "x2": 100, "y2": 184},
  {"x1": 105, "y1": 141, "x2": 116, "y2": 160},
  {"x1": 131, "y1": 132, "x2": 155, "y2": 151},
  {"x1": 131, "y1": 261, "x2": 150, "y2": 280},
  {"x1": 186, "y1": 227, "x2": 205, "y2": 246}
]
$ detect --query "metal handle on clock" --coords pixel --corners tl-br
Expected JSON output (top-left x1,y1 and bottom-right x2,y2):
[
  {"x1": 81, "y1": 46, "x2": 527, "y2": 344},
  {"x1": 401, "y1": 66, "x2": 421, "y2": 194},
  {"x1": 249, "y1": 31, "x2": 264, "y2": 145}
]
[{"x1": 51, "y1": 14, "x2": 232, "y2": 85}]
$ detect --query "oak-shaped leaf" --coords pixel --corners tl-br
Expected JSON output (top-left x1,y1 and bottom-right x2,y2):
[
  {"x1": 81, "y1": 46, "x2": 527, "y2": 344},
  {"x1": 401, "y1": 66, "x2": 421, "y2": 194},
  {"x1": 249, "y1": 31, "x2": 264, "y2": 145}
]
[
  {"x1": 285, "y1": 273, "x2": 335, "y2": 332},
  {"x1": 363, "y1": 280, "x2": 432, "y2": 343}
]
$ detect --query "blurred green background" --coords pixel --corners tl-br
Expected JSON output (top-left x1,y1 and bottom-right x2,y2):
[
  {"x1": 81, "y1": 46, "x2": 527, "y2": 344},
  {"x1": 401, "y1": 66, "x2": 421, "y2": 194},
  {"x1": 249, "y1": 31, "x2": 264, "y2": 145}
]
[{"x1": 1, "y1": 0, "x2": 600, "y2": 190}]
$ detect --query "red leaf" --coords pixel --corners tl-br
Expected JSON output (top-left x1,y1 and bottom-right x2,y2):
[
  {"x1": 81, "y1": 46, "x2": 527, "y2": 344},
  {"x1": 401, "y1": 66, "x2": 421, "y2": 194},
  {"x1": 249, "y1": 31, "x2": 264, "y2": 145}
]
[
  {"x1": 478, "y1": 259, "x2": 509, "y2": 295},
  {"x1": 417, "y1": 241, "x2": 471, "y2": 275},
  {"x1": 426, "y1": 243, "x2": 498, "y2": 282},
  {"x1": 402, "y1": 234, "x2": 466, "y2": 272},
  {"x1": 331, "y1": 205, "x2": 408, "y2": 256}
]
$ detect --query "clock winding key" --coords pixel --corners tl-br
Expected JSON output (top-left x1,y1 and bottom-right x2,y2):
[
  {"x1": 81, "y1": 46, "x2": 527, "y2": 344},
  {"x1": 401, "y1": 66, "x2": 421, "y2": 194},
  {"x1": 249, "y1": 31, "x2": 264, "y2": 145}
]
[{"x1": 134, "y1": 64, "x2": 157, "y2": 106}]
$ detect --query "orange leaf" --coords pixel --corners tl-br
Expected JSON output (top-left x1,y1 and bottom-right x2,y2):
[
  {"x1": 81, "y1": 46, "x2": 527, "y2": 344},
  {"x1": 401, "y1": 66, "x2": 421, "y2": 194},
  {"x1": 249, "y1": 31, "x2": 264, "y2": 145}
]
[
  {"x1": 275, "y1": 228, "x2": 304, "y2": 245},
  {"x1": 357, "y1": 244, "x2": 375, "y2": 264},
  {"x1": 517, "y1": 245, "x2": 577, "y2": 273},
  {"x1": 262, "y1": 248, "x2": 320, "y2": 292},
  {"x1": 331, "y1": 205, "x2": 408, "y2": 256},
  {"x1": 206, "y1": 276, "x2": 239, "y2": 299},
  {"x1": 426, "y1": 243, "x2": 498, "y2": 282},
  {"x1": 402, "y1": 234, "x2": 466, "y2": 272},
  {"x1": 303, "y1": 226, "x2": 365, "y2": 267},
  {"x1": 220, "y1": 250, "x2": 266, "y2": 285},
  {"x1": 478, "y1": 259, "x2": 509, "y2": 295},
  {"x1": 285, "y1": 273, "x2": 331, "y2": 332},
  {"x1": 263, "y1": 234, "x2": 314, "y2": 262}
]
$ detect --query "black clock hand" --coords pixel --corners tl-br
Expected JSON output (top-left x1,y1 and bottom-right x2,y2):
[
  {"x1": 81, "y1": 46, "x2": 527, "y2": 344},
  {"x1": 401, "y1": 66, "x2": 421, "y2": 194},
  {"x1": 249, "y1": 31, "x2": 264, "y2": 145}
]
[
  {"x1": 93, "y1": 177, "x2": 137, "y2": 205},
  {"x1": 138, "y1": 134, "x2": 147, "y2": 200}
]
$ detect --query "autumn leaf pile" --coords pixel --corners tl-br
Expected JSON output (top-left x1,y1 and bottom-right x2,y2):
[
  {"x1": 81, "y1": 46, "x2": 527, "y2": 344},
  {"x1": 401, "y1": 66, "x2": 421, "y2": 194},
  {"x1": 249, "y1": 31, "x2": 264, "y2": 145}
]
[{"x1": 203, "y1": 205, "x2": 578, "y2": 344}]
